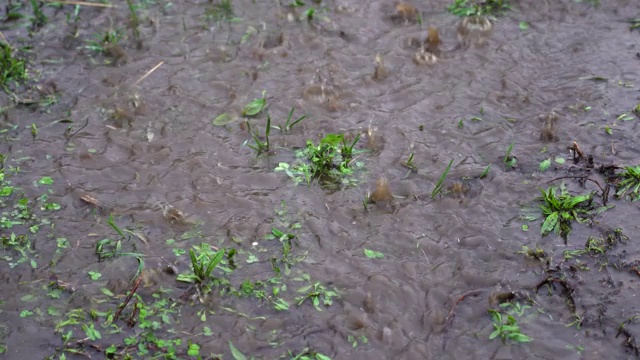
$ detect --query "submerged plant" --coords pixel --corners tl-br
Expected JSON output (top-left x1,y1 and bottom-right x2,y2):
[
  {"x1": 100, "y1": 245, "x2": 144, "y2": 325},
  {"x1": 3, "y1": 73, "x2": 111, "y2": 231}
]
[{"x1": 539, "y1": 185, "x2": 593, "y2": 239}]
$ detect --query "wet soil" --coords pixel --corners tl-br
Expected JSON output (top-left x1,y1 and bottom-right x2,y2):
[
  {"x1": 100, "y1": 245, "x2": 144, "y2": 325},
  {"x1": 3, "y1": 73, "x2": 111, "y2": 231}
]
[{"x1": 2, "y1": 0, "x2": 640, "y2": 359}]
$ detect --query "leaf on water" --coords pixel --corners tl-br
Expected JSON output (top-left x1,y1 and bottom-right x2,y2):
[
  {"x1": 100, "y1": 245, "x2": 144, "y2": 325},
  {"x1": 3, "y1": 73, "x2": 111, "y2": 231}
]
[
  {"x1": 213, "y1": 113, "x2": 237, "y2": 126},
  {"x1": 555, "y1": 156, "x2": 565, "y2": 165},
  {"x1": 519, "y1": 21, "x2": 530, "y2": 30},
  {"x1": 38, "y1": 176, "x2": 53, "y2": 185},
  {"x1": 101, "y1": 288, "x2": 115, "y2": 297},
  {"x1": 187, "y1": 343, "x2": 200, "y2": 356},
  {"x1": 242, "y1": 96, "x2": 266, "y2": 117},
  {"x1": 203, "y1": 326, "x2": 213, "y2": 336},
  {"x1": 364, "y1": 249, "x2": 384, "y2": 259},
  {"x1": 229, "y1": 341, "x2": 247, "y2": 360},
  {"x1": 539, "y1": 158, "x2": 551, "y2": 172}
]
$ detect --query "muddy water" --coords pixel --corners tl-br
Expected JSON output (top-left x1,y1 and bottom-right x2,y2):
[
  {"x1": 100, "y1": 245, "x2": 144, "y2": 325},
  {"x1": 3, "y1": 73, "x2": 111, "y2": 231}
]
[{"x1": 2, "y1": 0, "x2": 640, "y2": 359}]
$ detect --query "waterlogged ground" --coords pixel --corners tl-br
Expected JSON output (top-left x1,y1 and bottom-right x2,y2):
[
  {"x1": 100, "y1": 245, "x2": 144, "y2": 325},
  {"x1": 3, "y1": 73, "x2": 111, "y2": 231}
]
[{"x1": 1, "y1": 0, "x2": 640, "y2": 359}]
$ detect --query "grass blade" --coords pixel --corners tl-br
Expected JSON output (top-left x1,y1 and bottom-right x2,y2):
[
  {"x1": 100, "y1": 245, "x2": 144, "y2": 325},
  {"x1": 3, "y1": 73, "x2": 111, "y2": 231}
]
[
  {"x1": 480, "y1": 164, "x2": 491, "y2": 179},
  {"x1": 107, "y1": 214, "x2": 126, "y2": 239},
  {"x1": 189, "y1": 249, "x2": 200, "y2": 276},
  {"x1": 432, "y1": 159, "x2": 454, "y2": 199}
]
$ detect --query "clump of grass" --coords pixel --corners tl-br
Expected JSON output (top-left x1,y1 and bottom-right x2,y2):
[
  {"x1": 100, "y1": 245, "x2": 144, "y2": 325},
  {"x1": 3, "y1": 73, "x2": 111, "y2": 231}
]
[
  {"x1": 275, "y1": 133, "x2": 365, "y2": 188},
  {"x1": 204, "y1": 0, "x2": 235, "y2": 22},
  {"x1": 0, "y1": 42, "x2": 27, "y2": 91},
  {"x1": 294, "y1": 273, "x2": 339, "y2": 312},
  {"x1": 539, "y1": 185, "x2": 594, "y2": 239},
  {"x1": 614, "y1": 165, "x2": 640, "y2": 201},
  {"x1": 29, "y1": 0, "x2": 48, "y2": 30},
  {"x1": 126, "y1": 0, "x2": 142, "y2": 46},
  {"x1": 183, "y1": 247, "x2": 224, "y2": 284},
  {"x1": 488, "y1": 302, "x2": 532, "y2": 344},
  {"x1": 447, "y1": 0, "x2": 511, "y2": 17},
  {"x1": 84, "y1": 29, "x2": 124, "y2": 54}
]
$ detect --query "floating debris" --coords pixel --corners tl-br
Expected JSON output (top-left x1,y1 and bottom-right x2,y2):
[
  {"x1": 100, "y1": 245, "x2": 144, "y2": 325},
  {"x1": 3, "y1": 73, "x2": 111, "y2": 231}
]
[{"x1": 80, "y1": 194, "x2": 99, "y2": 207}]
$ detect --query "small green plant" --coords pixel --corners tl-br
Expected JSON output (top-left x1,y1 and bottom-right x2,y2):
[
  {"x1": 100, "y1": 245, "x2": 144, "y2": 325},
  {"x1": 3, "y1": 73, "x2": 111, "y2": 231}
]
[
  {"x1": 614, "y1": 165, "x2": 640, "y2": 201},
  {"x1": 275, "y1": 133, "x2": 364, "y2": 187},
  {"x1": 539, "y1": 185, "x2": 593, "y2": 238},
  {"x1": 84, "y1": 29, "x2": 123, "y2": 54},
  {"x1": 272, "y1": 107, "x2": 306, "y2": 133},
  {"x1": 30, "y1": 123, "x2": 38, "y2": 139},
  {"x1": 488, "y1": 305, "x2": 531, "y2": 344},
  {"x1": 178, "y1": 246, "x2": 224, "y2": 284},
  {"x1": 295, "y1": 273, "x2": 338, "y2": 311},
  {"x1": 29, "y1": 0, "x2": 48, "y2": 30},
  {"x1": 447, "y1": 0, "x2": 511, "y2": 17},
  {"x1": 517, "y1": 245, "x2": 546, "y2": 261},
  {"x1": 303, "y1": 7, "x2": 316, "y2": 21},
  {"x1": 245, "y1": 115, "x2": 271, "y2": 154},
  {"x1": 479, "y1": 164, "x2": 491, "y2": 179},
  {"x1": 0, "y1": 42, "x2": 27, "y2": 90},
  {"x1": 431, "y1": 159, "x2": 454, "y2": 199},
  {"x1": 402, "y1": 152, "x2": 417, "y2": 172},
  {"x1": 503, "y1": 141, "x2": 516, "y2": 168}
]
